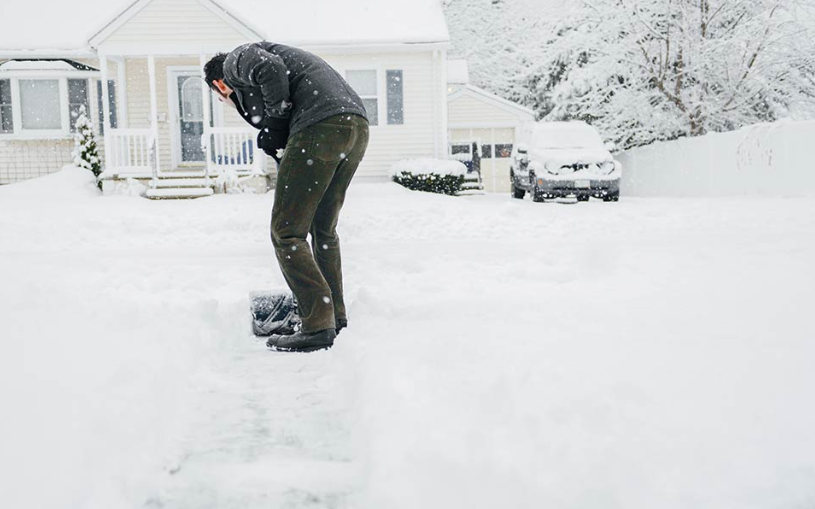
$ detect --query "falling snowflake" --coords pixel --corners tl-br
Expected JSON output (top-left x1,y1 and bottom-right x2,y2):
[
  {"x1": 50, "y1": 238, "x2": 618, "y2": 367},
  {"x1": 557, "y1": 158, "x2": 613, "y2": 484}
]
[{"x1": 322, "y1": 296, "x2": 331, "y2": 304}]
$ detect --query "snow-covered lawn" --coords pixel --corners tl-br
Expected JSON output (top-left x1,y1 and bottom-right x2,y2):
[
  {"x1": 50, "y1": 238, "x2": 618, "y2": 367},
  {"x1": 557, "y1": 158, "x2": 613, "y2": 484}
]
[{"x1": 1, "y1": 168, "x2": 814, "y2": 509}]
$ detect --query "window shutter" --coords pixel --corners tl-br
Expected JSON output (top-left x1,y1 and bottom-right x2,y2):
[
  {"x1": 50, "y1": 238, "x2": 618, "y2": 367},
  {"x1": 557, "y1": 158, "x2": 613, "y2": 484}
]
[
  {"x1": 0, "y1": 79, "x2": 12, "y2": 133},
  {"x1": 386, "y1": 70, "x2": 403, "y2": 125}
]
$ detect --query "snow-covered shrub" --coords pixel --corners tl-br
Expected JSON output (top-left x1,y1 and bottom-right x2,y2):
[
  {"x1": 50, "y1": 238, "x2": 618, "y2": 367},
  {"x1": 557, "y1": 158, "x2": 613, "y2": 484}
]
[
  {"x1": 214, "y1": 168, "x2": 257, "y2": 194},
  {"x1": 389, "y1": 158, "x2": 468, "y2": 196},
  {"x1": 72, "y1": 106, "x2": 102, "y2": 190},
  {"x1": 111, "y1": 178, "x2": 148, "y2": 197}
]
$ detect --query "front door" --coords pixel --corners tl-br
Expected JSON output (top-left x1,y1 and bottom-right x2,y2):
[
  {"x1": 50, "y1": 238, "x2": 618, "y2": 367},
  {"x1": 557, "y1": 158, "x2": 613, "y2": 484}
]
[{"x1": 171, "y1": 71, "x2": 206, "y2": 167}]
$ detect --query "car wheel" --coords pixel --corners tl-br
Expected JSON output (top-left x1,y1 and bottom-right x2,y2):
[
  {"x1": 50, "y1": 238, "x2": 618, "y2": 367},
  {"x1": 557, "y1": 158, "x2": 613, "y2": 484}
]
[
  {"x1": 577, "y1": 194, "x2": 590, "y2": 202},
  {"x1": 603, "y1": 191, "x2": 620, "y2": 202},
  {"x1": 511, "y1": 181, "x2": 525, "y2": 199}
]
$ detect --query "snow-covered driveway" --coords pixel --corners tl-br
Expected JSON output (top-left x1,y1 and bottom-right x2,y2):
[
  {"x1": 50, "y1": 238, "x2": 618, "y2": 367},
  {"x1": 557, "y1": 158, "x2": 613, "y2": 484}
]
[{"x1": 1, "y1": 169, "x2": 814, "y2": 508}]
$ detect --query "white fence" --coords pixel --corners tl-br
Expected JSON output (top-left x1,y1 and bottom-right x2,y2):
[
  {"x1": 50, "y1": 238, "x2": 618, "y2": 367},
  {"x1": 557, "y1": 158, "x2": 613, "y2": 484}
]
[
  {"x1": 618, "y1": 121, "x2": 815, "y2": 197},
  {"x1": 107, "y1": 129, "x2": 154, "y2": 174},
  {"x1": 104, "y1": 127, "x2": 264, "y2": 176},
  {"x1": 208, "y1": 128, "x2": 263, "y2": 173}
]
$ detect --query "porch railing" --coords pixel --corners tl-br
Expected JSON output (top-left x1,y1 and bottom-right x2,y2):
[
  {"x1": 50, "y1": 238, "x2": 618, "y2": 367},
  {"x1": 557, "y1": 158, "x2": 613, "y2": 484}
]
[
  {"x1": 207, "y1": 127, "x2": 264, "y2": 174},
  {"x1": 107, "y1": 128, "x2": 155, "y2": 173}
]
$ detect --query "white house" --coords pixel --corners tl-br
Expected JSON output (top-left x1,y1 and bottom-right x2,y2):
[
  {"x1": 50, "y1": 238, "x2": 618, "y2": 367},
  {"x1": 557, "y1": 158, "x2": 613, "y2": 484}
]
[{"x1": 0, "y1": 0, "x2": 534, "y2": 195}]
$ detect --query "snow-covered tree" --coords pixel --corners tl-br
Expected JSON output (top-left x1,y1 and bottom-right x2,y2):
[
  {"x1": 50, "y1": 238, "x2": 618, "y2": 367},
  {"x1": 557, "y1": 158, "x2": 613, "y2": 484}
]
[
  {"x1": 72, "y1": 105, "x2": 102, "y2": 187},
  {"x1": 443, "y1": 0, "x2": 570, "y2": 107},
  {"x1": 541, "y1": 0, "x2": 815, "y2": 149}
]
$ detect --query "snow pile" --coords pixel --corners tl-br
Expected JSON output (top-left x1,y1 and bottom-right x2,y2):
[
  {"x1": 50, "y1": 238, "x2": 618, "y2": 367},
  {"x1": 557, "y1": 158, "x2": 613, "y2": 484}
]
[
  {"x1": 106, "y1": 177, "x2": 148, "y2": 197},
  {"x1": 2, "y1": 170, "x2": 815, "y2": 508},
  {"x1": 0, "y1": 165, "x2": 99, "y2": 199},
  {"x1": 618, "y1": 120, "x2": 815, "y2": 196},
  {"x1": 389, "y1": 158, "x2": 468, "y2": 178},
  {"x1": 337, "y1": 186, "x2": 815, "y2": 509},
  {"x1": 214, "y1": 168, "x2": 257, "y2": 194}
]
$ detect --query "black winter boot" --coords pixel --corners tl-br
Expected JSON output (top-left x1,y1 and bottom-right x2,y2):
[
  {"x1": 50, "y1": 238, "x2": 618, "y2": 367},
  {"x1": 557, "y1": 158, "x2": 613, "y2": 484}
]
[
  {"x1": 266, "y1": 328, "x2": 336, "y2": 352},
  {"x1": 336, "y1": 318, "x2": 348, "y2": 336}
]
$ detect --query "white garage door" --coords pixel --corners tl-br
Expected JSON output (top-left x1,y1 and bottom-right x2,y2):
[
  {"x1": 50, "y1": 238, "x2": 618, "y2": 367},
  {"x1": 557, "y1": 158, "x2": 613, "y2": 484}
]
[{"x1": 449, "y1": 127, "x2": 515, "y2": 193}]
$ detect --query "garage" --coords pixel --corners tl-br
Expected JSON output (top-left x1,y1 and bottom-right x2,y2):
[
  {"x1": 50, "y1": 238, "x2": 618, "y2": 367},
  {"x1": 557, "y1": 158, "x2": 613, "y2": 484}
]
[{"x1": 447, "y1": 63, "x2": 536, "y2": 193}]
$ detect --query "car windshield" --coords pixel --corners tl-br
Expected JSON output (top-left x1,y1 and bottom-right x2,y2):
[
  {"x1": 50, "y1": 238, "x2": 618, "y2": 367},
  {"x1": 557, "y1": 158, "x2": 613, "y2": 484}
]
[{"x1": 532, "y1": 124, "x2": 605, "y2": 150}]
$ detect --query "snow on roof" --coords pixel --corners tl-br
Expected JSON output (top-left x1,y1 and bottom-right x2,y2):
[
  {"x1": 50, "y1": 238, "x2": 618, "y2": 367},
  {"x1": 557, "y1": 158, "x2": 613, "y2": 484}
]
[
  {"x1": 224, "y1": 0, "x2": 449, "y2": 46},
  {"x1": 0, "y1": 0, "x2": 449, "y2": 53},
  {"x1": 0, "y1": 0, "x2": 132, "y2": 52},
  {"x1": 0, "y1": 59, "x2": 97, "y2": 72},
  {"x1": 447, "y1": 59, "x2": 469, "y2": 84},
  {"x1": 527, "y1": 121, "x2": 606, "y2": 150}
]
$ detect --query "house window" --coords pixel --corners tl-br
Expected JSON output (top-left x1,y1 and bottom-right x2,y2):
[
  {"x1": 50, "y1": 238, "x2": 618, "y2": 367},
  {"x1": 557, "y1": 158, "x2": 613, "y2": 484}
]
[
  {"x1": 0, "y1": 79, "x2": 12, "y2": 133},
  {"x1": 68, "y1": 79, "x2": 90, "y2": 132},
  {"x1": 19, "y1": 79, "x2": 61, "y2": 130},
  {"x1": 494, "y1": 144, "x2": 513, "y2": 158},
  {"x1": 386, "y1": 70, "x2": 403, "y2": 125},
  {"x1": 450, "y1": 143, "x2": 470, "y2": 155},
  {"x1": 346, "y1": 70, "x2": 378, "y2": 126},
  {"x1": 481, "y1": 144, "x2": 493, "y2": 159},
  {"x1": 96, "y1": 80, "x2": 118, "y2": 134}
]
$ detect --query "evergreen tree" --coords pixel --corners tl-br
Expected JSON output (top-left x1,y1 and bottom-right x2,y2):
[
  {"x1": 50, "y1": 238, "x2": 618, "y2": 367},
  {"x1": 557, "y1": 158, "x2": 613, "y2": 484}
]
[{"x1": 72, "y1": 105, "x2": 102, "y2": 189}]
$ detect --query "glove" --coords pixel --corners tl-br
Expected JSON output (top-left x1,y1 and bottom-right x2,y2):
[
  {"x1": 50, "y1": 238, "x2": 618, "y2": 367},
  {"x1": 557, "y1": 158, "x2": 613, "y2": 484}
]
[{"x1": 257, "y1": 117, "x2": 290, "y2": 164}]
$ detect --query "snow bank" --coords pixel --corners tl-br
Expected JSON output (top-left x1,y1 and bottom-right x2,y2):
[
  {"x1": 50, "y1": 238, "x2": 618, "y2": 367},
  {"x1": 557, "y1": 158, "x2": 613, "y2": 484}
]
[
  {"x1": 389, "y1": 158, "x2": 468, "y2": 178},
  {"x1": 618, "y1": 121, "x2": 815, "y2": 196},
  {"x1": 0, "y1": 165, "x2": 98, "y2": 199},
  {"x1": 3, "y1": 171, "x2": 815, "y2": 508}
]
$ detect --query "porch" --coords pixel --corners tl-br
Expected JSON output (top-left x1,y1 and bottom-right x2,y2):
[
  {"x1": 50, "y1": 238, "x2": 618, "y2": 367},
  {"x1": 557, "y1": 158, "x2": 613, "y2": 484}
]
[{"x1": 97, "y1": 53, "x2": 267, "y2": 196}]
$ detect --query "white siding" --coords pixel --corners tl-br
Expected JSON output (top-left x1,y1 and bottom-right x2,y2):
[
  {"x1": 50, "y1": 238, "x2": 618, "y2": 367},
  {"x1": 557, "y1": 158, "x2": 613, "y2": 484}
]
[
  {"x1": 323, "y1": 51, "x2": 443, "y2": 178},
  {"x1": 448, "y1": 93, "x2": 526, "y2": 126},
  {"x1": 103, "y1": 0, "x2": 251, "y2": 47}
]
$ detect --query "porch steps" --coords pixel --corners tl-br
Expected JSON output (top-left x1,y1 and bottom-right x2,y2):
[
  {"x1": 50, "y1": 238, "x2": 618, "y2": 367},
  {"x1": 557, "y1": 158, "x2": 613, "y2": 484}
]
[
  {"x1": 458, "y1": 173, "x2": 485, "y2": 196},
  {"x1": 146, "y1": 187, "x2": 214, "y2": 200},
  {"x1": 153, "y1": 178, "x2": 210, "y2": 188}
]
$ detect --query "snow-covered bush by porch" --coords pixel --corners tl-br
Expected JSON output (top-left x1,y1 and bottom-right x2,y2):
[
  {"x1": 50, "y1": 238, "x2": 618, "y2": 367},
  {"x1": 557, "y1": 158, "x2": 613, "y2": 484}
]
[
  {"x1": 389, "y1": 158, "x2": 468, "y2": 196},
  {"x1": 214, "y1": 168, "x2": 258, "y2": 194},
  {"x1": 71, "y1": 106, "x2": 102, "y2": 188}
]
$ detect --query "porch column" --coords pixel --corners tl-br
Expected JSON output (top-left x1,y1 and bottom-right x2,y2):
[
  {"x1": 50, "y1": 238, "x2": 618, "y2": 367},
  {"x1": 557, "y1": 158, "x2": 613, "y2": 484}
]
[
  {"x1": 147, "y1": 55, "x2": 160, "y2": 181},
  {"x1": 99, "y1": 55, "x2": 112, "y2": 171},
  {"x1": 116, "y1": 57, "x2": 128, "y2": 128},
  {"x1": 199, "y1": 53, "x2": 213, "y2": 184}
]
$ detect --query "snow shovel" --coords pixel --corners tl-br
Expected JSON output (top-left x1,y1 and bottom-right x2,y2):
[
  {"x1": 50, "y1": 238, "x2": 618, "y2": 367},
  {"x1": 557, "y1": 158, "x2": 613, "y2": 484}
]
[{"x1": 249, "y1": 290, "x2": 300, "y2": 336}]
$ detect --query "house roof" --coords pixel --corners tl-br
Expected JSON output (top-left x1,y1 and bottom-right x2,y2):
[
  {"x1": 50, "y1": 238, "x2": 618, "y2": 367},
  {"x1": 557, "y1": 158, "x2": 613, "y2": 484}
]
[
  {"x1": 449, "y1": 84, "x2": 536, "y2": 119},
  {"x1": 0, "y1": 0, "x2": 450, "y2": 54},
  {"x1": 0, "y1": 0, "x2": 130, "y2": 54}
]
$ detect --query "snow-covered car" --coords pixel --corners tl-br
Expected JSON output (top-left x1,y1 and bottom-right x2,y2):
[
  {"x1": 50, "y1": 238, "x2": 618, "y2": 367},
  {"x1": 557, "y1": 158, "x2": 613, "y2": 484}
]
[{"x1": 510, "y1": 121, "x2": 621, "y2": 202}]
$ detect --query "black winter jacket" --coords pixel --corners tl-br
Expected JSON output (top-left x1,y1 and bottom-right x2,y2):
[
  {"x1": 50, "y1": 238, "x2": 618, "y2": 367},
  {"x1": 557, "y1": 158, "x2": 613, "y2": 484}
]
[{"x1": 223, "y1": 42, "x2": 368, "y2": 135}]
